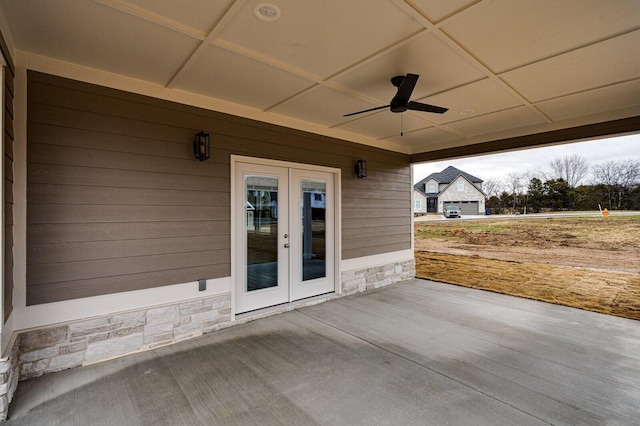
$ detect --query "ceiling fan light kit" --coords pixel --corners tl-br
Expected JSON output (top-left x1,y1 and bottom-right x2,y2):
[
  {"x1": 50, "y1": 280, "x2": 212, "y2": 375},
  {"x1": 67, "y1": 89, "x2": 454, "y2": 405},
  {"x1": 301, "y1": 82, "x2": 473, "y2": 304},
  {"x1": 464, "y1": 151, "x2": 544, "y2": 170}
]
[{"x1": 343, "y1": 73, "x2": 448, "y2": 117}]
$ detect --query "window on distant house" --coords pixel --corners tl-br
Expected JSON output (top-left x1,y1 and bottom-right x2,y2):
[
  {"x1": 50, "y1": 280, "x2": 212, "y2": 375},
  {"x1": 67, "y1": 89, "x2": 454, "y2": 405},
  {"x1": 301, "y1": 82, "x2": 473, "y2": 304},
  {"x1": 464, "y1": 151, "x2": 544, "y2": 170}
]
[
  {"x1": 457, "y1": 181, "x2": 465, "y2": 191},
  {"x1": 414, "y1": 200, "x2": 421, "y2": 210},
  {"x1": 428, "y1": 183, "x2": 436, "y2": 193}
]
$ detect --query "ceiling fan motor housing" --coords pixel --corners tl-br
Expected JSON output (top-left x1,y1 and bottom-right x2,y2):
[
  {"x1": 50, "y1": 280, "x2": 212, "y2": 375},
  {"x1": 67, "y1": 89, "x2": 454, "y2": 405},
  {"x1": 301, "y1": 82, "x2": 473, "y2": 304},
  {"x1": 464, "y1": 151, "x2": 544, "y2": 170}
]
[{"x1": 390, "y1": 100, "x2": 408, "y2": 113}]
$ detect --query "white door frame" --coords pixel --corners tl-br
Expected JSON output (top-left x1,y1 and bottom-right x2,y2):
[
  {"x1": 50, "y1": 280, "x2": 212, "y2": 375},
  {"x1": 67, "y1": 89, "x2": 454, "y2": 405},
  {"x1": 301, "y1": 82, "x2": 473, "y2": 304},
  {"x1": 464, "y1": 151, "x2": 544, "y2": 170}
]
[{"x1": 230, "y1": 156, "x2": 341, "y2": 318}]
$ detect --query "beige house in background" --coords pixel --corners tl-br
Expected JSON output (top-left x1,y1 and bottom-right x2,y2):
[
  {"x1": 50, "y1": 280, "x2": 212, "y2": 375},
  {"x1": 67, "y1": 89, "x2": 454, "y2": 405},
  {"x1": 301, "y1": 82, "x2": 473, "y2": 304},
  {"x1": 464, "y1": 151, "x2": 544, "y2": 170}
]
[{"x1": 414, "y1": 166, "x2": 486, "y2": 215}]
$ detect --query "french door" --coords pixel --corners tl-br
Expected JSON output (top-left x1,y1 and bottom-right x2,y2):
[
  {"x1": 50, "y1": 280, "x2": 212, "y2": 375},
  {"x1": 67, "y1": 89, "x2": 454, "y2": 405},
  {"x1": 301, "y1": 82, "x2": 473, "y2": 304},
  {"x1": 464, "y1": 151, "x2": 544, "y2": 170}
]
[{"x1": 234, "y1": 160, "x2": 336, "y2": 314}]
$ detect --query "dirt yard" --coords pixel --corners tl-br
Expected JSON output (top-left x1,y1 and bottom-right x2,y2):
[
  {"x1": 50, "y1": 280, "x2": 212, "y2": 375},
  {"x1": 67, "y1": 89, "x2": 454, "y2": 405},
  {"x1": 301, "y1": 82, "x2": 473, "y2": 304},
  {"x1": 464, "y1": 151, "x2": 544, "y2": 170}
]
[{"x1": 414, "y1": 215, "x2": 640, "y2": 320}]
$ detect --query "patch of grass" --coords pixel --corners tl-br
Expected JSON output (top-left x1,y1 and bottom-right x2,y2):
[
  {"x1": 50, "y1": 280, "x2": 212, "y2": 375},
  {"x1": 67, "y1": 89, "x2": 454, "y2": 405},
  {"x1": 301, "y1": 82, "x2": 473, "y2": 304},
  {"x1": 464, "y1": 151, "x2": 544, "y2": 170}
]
[
  {"x1": 415, "y1": 215, "x2": 640, "y2": 320},
  {"x1": 415, "y1": 222, "x2": 507, "y2": 240},
  {"x1": 417, "y1": 216, "x2": 640, "y2": 250},
  {"x1": 415, "y1": 252, "x2": 640, "y2": 320}
]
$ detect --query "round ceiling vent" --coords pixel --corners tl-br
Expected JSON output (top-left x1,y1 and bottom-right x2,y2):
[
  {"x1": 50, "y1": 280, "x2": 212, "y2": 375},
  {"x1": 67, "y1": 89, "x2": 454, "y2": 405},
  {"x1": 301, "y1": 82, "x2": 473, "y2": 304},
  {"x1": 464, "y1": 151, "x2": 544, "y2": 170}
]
[{"x1": 254, "y1": 3, "x2": 281, "y2": 21}]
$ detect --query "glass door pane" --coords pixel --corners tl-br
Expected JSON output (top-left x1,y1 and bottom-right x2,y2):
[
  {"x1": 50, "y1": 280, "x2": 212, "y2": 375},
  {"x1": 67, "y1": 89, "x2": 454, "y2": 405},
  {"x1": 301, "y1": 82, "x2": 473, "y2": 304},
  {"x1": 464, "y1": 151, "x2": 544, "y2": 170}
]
[
  {"x1": 300, "y1": 179, "x2": 326, "y2": 281},
  {"x1": 245, "y1": 175, "x2": 279, "y2": 291},
  {"x1": 290, "y1": 168, "x2": 334, "y2": 302}
]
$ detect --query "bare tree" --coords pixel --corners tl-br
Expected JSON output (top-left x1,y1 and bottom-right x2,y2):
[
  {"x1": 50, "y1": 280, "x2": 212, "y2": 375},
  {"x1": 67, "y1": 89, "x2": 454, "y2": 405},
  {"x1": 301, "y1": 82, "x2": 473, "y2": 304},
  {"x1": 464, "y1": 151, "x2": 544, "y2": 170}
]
[
  {"x1": 482, "y1": 177, "x2": 503, "y2": 198},
  {"x1": 592, "y1": 159, "x2": 640, "y2": 209},
  {"x1": 549, "y1": 154, "x2": 589, "y2": 187},
  {"x1": 505, "y1": 172, "x2": 525, "y2": 210}
]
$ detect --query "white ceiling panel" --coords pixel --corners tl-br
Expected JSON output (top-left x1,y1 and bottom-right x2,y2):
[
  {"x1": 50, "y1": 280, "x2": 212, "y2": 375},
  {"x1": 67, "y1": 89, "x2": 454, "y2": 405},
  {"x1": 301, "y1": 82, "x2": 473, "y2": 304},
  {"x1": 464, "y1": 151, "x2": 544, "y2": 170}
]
[
  {"x1": 331, "y1": 32, "x2": 485, "y2": 102},
  {"x1": 502, "y1": 30, "x2": 640, "y2": 103},
  {"x1": 122, "y1": 0, "x2": 235, "y2": 34},
  {"x1": 415, "y1": 78, "x2": 523, "y2": 125},
  {"x1": 2, "y1": 0, "x2": 638, "y2": 156},
  {"x1": 269, "y1": 86, "x2": 381, "y2": 127},
  {"x1": 382, "y1": 126, "x2": 459, "y2": 149},
  {"x1": 447, "y1": 107, "x2": 546, "y2": 138},
  {"x1": 442, "y1": 0, "x2": 640, "y2": 73},
  {"x1": 216, "y1": 0, "x2": 423, "y2": 78},
  {"x1": 536, "y1": 80, "x2": 640, "y2": 122},
  {"x1": 410, "y1": 0, "x2": 478, "y2": 23},
  {"x1": 173, "y1": 44, "x2": 315, "y2": 110},
  {"x1": 2, "y1": 0, "x2": 199, "y2": 84},
  {"x1": 335, "y1": 111, "x2": 431, "y2": 140}
]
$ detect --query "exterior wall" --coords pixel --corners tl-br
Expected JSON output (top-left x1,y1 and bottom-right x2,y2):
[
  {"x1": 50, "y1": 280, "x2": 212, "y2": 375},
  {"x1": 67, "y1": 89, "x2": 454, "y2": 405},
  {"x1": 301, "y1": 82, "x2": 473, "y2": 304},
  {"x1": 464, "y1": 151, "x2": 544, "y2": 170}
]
[
  {"x1": 412, "y1": 190, "x2": 426, "y2": 215},
  {"x1": 26, "y1": 71, "x2": 412, "y2": 306},
  {"x1": 0, "y1": 24, "x2": 16, "y2": 422},
  {"x1": 1, "y1": 30, "x2": 14, "y2": 324},
  {"x1": 438, "y1": 176, "x2": 485, "y2": 214}
]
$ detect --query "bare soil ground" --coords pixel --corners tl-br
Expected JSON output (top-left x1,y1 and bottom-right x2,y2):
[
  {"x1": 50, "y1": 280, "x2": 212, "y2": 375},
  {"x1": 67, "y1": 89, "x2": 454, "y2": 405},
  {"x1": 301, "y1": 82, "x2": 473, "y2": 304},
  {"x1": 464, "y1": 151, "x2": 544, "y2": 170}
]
[{"x1": 414, "y1": 216, "x2": 640, "y2": 320}]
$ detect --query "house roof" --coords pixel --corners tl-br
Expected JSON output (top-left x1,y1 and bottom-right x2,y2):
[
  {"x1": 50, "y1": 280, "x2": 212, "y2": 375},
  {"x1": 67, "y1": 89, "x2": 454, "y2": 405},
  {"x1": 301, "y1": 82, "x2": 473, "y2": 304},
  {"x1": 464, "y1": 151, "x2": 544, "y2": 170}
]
[
  {"x1": 1, "y1": 1, "x2": 638, "y2": 158},
  {"x1": 415, "y1": 166, "x2": 483, "y2": 188}
]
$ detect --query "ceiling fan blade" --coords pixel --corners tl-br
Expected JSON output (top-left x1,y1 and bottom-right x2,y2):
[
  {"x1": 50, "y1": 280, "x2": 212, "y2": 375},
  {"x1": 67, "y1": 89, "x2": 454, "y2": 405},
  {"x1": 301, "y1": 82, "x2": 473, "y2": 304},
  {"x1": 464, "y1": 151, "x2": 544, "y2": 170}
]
[
  {"x1": 407, "y1": 101, "x2": 448, "y2": 114},
  {"x1": 343, "y1": 105, "x2": 390, "y2": 117},
  {"x1": 393, "y1": 73, "x2": 419, "y2": 103}
]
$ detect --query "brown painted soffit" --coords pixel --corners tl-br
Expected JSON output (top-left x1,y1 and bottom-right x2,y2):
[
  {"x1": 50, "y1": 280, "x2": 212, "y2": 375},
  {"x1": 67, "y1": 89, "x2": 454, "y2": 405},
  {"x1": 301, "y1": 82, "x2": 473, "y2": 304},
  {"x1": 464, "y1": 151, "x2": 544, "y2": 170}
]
[{"x1": 409, "y1": 116, "x2": 640, "y2": 164}]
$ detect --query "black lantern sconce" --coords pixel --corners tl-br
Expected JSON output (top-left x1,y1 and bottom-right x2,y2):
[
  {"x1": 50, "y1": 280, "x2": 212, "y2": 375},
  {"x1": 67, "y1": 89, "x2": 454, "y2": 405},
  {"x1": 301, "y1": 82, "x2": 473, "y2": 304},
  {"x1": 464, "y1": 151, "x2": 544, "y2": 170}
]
[
  {"x1": 194, "y1": 131, "x2": 211, "y2": 161},
  {"x1": 354, "y1": 159, "x2": 367, "y2": 179}
]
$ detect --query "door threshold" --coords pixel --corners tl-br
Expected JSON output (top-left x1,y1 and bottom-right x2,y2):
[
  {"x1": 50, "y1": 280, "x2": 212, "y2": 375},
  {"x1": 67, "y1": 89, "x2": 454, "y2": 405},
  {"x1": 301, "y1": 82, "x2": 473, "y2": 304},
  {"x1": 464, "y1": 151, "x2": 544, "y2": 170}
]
[{"x1": 234, "y1": 292, "x2": 338, "y2": 325}]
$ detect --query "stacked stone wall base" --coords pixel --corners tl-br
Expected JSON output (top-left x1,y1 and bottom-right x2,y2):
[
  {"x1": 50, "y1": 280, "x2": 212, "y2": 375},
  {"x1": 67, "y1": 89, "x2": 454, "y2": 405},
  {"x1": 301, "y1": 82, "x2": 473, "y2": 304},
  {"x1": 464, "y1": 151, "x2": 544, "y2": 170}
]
[{"x1": 341, "y1": 259, "x2": 416, "y2": 295}]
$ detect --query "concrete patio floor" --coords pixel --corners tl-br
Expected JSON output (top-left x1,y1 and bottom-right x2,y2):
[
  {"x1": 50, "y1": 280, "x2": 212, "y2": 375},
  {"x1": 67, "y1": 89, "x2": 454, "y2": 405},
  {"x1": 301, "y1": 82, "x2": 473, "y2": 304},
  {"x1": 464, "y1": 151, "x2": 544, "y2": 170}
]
[{"x1": 6, "y1": 279, "x2": 640, "y2": 425}]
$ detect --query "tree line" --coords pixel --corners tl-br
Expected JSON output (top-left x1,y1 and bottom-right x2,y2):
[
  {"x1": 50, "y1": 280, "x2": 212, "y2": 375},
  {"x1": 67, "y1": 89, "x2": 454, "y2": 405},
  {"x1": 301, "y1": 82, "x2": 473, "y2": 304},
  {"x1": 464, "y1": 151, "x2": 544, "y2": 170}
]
[{"x1": 484, "y1": 155, "x2": 640, "y2": 214}]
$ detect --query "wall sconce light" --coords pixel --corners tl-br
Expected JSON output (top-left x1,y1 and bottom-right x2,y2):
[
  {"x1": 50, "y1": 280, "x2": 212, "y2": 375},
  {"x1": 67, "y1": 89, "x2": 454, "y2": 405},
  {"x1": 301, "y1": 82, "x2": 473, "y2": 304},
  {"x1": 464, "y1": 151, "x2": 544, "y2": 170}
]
[
  {"x1": 354, "y1": 159, "x2": 367, "y2": 179},
  {"x1": 194, "y1": 131, "x2": 211, "y2": 161}
]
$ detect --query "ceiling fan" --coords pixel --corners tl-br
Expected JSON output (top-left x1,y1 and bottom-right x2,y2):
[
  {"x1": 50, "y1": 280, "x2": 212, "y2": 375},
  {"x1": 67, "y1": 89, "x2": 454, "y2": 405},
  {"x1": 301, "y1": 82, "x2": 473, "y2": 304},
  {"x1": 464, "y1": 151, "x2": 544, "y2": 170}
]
[{"x1": 343, "y1": 73, "x2": 448, "y2": 117}]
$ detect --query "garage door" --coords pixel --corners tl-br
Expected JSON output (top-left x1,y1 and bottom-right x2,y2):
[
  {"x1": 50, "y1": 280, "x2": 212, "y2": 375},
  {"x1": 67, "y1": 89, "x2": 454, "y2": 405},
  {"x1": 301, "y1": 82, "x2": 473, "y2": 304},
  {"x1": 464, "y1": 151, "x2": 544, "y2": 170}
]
[{"x1": 443, "y1": 201, "x2": 478, "y2": 215}]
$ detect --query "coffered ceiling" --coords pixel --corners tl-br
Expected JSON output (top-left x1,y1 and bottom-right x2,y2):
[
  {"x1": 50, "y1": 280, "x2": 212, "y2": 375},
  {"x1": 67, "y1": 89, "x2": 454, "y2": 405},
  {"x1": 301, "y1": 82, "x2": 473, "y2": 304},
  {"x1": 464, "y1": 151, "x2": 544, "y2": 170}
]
[{"x1": 2, "y1": 0, "x2": 639, "y2": 157}]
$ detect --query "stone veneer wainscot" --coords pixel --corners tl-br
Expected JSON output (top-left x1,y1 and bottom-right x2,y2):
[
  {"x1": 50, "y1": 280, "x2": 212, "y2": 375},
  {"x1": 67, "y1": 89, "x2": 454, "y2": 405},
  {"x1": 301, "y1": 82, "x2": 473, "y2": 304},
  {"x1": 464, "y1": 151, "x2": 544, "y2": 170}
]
[
  {"x1": 341, "y1": 259, "x2": 415, "y2": 295},
  {"x1": 17, "y1": 294, "x2": 231, "y2": 382}
]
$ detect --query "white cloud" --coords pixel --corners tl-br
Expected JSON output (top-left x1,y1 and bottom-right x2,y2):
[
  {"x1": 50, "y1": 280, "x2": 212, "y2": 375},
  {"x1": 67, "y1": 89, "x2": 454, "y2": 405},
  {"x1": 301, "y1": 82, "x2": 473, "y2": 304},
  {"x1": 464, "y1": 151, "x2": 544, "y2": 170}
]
[{"x1": 413, "y1": 134, "x2": 640, "y2": 184}]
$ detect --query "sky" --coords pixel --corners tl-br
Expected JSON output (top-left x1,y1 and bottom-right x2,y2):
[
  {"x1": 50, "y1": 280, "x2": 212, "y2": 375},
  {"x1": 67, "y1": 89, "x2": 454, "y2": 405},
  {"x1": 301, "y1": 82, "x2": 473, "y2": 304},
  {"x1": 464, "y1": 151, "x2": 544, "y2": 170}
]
[{"x1": 412, "y1": 133, "x2": 640, "y2": 185}]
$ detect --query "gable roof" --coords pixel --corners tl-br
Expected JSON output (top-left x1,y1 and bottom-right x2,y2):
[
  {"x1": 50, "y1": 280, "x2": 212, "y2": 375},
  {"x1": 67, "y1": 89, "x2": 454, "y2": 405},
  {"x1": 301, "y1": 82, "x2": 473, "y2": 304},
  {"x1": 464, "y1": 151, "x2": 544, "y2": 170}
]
[{"x1": 414, "y1": 166, "x2": 483, "y2": 190}]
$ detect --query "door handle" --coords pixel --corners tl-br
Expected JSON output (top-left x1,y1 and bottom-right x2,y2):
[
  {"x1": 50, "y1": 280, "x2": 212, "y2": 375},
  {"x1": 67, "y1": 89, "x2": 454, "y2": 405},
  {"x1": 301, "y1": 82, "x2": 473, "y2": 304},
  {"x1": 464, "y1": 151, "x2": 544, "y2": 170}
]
[{"x1": 284, "y1": 243, "x2": 290, "y2": 248}]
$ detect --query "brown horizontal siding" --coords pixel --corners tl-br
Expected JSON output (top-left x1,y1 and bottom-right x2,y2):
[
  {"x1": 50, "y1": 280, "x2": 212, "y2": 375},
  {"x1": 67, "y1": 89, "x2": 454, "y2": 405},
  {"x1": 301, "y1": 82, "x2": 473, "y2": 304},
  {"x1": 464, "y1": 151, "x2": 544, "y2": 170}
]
[
  {"x1": 28, "y1": 250, "x2": 226, "y2": 286},
  {"x1": 344, "y1": 242, "x2": 411, "y2": 260},
  {"x1": 28, "y1": 235, "x2": 229, "y2": 265},
  {"x1": 342, "y1": 233, "x2": 411, "y2": 251},
  {"x1": 342, "y1": 225, "x2": 409, "y2": 239},
  {"x1": 27, "y1": 71, "x2": 412, "y2": 305},
  {"x1": 28, "y1": 184, "x2": 225, "y2": 206},
  {"x1": 3, "y1": 38, "x2": 15, "y2": 321},
  {"x1": 28, "y1": 264, "x2": 229, "y2": 305},
  {"x1": 28, "y1": 221, "x2": 228, "y2": 244},
  {"x1": 28, "y1": 205, "x2": 229, "y2": 224},
  {"x1": 28, "y1": 163, "x2": 229, "y2": 191}
]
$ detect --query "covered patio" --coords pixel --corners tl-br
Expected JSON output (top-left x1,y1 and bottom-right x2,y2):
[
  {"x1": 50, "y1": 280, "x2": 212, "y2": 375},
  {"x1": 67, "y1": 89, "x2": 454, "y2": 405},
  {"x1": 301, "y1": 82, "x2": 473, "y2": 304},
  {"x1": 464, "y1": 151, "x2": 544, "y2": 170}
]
[
  {"x1": 7, "y1": 279, "x2": 639, "y2": 425},
  {"x1": 0, "y1": 1, "x2": 639, "y2": 420}
]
